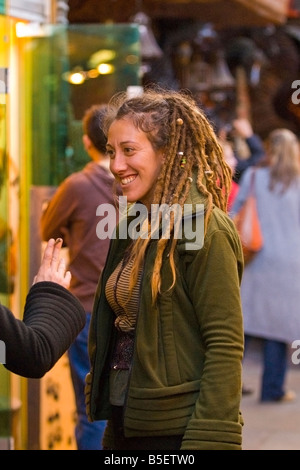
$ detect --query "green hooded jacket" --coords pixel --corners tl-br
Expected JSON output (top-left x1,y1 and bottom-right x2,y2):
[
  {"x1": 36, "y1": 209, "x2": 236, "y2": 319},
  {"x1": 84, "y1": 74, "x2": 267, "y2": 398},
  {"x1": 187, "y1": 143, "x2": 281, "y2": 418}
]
[{"x1": 85, "y1": 188, "x2": 244, "y2": 450}]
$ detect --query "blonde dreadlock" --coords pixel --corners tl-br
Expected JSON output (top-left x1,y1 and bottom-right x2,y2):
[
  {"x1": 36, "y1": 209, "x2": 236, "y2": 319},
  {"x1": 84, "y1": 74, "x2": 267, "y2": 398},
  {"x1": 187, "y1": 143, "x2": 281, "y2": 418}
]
[{"x1": 103, "y1": 86, "x2": 232, "y2": 303}]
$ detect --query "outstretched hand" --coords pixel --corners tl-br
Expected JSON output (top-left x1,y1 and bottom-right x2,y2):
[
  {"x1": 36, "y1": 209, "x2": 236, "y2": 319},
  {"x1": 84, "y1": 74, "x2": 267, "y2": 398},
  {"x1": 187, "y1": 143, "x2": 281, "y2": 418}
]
[
  {"x1": 33, "y1": 238, "x2": 71, "y2": 289},
  {"x1": 232, "y1": 118, "x2": 253, "y2": 139}
]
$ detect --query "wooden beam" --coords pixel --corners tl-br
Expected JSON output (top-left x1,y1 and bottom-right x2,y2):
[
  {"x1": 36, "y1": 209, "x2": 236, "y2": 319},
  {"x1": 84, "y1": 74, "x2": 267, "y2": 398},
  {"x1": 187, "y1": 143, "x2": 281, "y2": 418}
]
[{"x1": 67, "y1": 0, "x2": 289, "y2": 27}]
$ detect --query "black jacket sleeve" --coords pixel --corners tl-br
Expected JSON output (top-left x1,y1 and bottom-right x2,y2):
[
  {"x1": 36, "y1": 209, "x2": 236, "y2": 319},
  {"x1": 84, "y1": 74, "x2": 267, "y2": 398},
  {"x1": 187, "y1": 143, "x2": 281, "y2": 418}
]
[{"x1": 0, "y1": 281, "x2": 86, "y2": 378}]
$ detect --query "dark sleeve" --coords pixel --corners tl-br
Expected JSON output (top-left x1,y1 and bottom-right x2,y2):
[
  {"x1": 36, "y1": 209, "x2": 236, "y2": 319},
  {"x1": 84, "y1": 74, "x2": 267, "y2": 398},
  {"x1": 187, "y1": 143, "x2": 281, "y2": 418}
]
[
  {"x1": 1, "y1": 282, "x2": 86, "y2": 378},
  {"x1": 233, "y1": 134, "x2": 265, "y2": 184}
]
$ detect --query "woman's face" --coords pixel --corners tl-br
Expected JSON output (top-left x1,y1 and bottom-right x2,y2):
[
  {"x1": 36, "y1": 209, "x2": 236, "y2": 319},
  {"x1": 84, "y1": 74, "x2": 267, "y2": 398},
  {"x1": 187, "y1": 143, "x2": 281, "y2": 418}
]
[{"x1": 106, "y1": 117, "x2": 164, "y2": 208}]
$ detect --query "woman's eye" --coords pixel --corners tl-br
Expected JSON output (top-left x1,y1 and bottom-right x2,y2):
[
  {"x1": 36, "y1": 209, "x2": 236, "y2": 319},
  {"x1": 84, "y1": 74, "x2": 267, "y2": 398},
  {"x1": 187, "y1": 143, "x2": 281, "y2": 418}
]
[
  {"x1": 124, "y1": 147, "x2": 134, "y2": 155},
  {"x1": 106, "y1": 149, "x2": 115, "y2": 158}
]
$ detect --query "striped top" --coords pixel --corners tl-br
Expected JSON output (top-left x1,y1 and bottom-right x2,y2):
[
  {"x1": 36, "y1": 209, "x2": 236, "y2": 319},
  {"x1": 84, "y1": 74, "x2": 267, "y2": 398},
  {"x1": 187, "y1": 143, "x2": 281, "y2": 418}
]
[
  {"x1": 105, "y1": 254, "x2": 142, "y2": 371},
  {"x1": 105, "y1": 255, "x2": 142, "y2": 333}
]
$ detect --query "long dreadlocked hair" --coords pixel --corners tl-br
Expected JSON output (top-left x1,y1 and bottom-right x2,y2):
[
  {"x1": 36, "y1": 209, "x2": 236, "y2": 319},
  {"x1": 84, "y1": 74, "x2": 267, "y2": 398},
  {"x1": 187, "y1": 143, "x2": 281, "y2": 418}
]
[{"x1": 103, "y1": 85, "x2": 232, "y2": 303}]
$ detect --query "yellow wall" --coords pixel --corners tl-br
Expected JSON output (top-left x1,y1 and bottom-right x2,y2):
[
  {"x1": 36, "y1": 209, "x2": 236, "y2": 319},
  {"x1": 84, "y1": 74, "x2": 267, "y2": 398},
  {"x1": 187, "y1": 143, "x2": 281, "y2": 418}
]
[{"x1": 0, "y1": 14, "x2": 27, "y2": 450}]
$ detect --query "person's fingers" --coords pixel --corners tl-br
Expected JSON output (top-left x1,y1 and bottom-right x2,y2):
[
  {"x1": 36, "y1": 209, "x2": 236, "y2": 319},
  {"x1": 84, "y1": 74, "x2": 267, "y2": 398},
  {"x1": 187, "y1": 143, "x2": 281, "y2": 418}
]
[
  {"x1": 56, "y1": 259, "x2": 71, "y2": 288},
  {"x1": 33, "y1": 238, "x2": 70, "y2": 287},
  {"x1": 50, "y1": 238, "x2": 63, "y2": 267},
  {"x1": 64, "y1": 270, "x2": 72, "y2": 288},
  {"x1": 41, "y1": 238, "x2": 56, "y2": 267},
  {"x1": 57, "y1": 256, "x2": 66, "y2": 272}
]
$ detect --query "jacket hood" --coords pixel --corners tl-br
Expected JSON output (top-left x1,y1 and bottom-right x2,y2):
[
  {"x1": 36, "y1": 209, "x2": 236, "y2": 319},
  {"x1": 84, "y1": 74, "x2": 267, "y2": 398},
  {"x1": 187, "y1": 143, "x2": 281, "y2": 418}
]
[
  {"x1": 184, "y1": 169, "x2": 207, "y2": 208},
  {"x1": 119, "y1": 172, "x2": 208, "y2": 252},
  {"x1": 183, "y1": 172, "x2": 208, "y2": 215}
]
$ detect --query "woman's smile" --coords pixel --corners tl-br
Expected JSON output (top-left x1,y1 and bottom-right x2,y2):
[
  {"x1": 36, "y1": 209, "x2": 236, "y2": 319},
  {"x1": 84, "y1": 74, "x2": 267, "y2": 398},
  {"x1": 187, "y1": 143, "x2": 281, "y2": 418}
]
[{"x1": 120, "y1": 174, "x2": 137, "y2": 186}]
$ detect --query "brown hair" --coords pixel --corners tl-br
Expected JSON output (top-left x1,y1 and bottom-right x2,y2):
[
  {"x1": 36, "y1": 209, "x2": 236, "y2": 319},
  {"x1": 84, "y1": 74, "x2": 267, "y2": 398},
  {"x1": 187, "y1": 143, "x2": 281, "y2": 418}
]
[
  {"x1": 82, "y1": 104, "x2": 108, "y2": 154},
  {"x1": 263, "y1": 128, "x2": 300, "y2": 193},
  {"x1": 104, "y1": 86, "x2": 232, "y2": 302}
]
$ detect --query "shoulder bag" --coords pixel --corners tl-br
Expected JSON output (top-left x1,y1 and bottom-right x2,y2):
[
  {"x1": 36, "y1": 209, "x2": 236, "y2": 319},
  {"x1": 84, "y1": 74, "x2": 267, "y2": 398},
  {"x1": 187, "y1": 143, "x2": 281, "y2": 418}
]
[{"x1": 233, "y1": 169, "x2": 263, "y2": 264}]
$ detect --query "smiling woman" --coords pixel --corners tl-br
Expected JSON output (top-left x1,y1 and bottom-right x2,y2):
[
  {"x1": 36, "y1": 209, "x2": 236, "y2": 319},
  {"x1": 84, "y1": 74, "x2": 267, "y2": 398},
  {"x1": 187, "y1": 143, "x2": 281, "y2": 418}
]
[{"x1": 85, "y1": 85, "x2": 245, "y2": 450}]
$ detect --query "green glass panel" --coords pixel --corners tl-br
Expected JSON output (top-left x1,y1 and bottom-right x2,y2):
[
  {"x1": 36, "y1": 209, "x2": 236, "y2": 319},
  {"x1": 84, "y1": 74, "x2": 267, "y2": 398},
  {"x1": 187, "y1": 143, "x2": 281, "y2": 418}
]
[
  {"x1": 0, "y1": 2, "x2": 5, "y2": 15},
  {"x1": 26, "y1": 23, "x2": 141, "y2": 186}
]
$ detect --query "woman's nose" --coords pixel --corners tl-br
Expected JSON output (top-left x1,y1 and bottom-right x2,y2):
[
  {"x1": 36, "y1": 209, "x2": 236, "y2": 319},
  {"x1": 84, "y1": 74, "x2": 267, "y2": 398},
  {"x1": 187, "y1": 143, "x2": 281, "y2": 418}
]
[{"x1": 110, "y1": 152, "x2": 127, "y2": 174}]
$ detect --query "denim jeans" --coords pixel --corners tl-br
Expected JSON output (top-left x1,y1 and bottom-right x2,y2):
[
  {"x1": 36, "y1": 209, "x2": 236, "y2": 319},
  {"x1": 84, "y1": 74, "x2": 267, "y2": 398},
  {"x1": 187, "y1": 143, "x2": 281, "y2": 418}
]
[
  {"x1": 245, "y1": 335, "x2": 288, "y2": 401},
  {"x1": 68, "y1": 313, "x2": 106, "y2": 450},
  {"x1": 261, "y1": 339, "x2": 288, "y2": 401}
]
